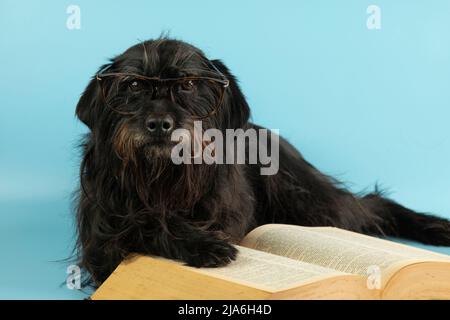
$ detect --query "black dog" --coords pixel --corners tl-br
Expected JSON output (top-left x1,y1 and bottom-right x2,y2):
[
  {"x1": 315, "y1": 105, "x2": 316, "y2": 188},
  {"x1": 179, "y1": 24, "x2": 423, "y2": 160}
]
[{"x1": 75, "y1": 38, "x2": 450, "y2": 285}]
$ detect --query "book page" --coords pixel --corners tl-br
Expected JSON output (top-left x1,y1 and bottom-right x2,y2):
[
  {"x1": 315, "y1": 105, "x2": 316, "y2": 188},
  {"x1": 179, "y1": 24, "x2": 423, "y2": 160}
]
[
  {"x1": 241, "y1": 224, "x2": 450, "y2": 277},
  {"x1": 197, "y1": 246, "x2": 346, "y2": 291}
]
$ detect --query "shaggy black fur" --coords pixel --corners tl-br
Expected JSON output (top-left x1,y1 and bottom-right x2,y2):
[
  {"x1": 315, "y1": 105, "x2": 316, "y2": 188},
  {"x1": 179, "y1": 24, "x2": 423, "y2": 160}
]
[{"x1": 75, "y1": 38, "x2": 450, "y2": 286}]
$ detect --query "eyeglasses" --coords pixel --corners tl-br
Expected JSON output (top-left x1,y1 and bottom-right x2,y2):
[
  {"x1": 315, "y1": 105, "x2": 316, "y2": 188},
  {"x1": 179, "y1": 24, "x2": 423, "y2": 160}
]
[{"x1": 96, "y1": 63, "x2": 229, "y2": 119}]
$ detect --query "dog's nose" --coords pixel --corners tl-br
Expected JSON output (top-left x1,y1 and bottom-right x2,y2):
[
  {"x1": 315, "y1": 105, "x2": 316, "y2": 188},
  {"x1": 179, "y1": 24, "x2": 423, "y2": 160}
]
[{"x1": 145, "y1": 114, "x2": 174, "y2": 134}]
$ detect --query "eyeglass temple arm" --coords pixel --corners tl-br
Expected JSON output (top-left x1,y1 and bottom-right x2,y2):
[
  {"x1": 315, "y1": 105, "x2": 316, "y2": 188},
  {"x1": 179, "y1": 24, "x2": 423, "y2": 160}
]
[
  {"x1": 207, "y1": 60, "x2": 230, "y2": 88},
  {"x1": 96, "y1": 64, "x2": 114, "y2": 81}
]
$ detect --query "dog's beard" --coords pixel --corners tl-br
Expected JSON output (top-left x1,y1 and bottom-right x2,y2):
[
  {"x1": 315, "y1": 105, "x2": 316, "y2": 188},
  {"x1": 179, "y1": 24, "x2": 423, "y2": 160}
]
[
  {"x1": 111, "y1": 118, "x2": 212, "y2": 194},
  {"x1": 142, "y1": 143, "x2": 173, "y2": 160},
  {"x1": 108, "y1": 109, "x2": 221, "y2": 211}
]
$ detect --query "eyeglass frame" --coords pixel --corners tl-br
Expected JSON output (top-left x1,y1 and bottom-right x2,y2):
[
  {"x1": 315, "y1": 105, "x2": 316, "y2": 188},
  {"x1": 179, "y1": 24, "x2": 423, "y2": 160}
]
[{"x1": 95, "y1": 62, "x2": 230, "y2": 119}]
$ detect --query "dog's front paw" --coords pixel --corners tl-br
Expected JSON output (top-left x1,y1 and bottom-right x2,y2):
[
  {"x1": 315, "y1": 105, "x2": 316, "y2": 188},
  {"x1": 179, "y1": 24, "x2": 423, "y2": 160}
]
[{"x1": 183, "y1": 239, "x2": 238, "y2": 268}]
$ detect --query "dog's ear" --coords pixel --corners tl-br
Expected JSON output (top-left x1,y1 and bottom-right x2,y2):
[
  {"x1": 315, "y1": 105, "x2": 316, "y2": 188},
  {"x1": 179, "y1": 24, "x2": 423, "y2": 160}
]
[
  {"x1": 211, "y1": 59, "x2": 250, "y2": 128},
  {"x1": 76, "y1": 77, "x2": 99, "y2": 129},
  {"x1": 76, "y1": 64, "x2": 111, "y2": 129}
]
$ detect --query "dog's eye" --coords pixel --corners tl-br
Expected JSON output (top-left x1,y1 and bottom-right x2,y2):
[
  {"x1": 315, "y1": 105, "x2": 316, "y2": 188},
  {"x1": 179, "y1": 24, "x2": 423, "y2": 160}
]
[
  {"x1": 178, "y1": 80, "x2": 195, "y2": 92},
  {"x1": 128, "y1": 79, "x2": 145, "y2": 92}
]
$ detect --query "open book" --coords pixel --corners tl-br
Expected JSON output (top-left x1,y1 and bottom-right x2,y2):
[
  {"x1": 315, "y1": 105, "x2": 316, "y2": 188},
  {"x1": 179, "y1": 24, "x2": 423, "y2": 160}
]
[{"x1": 92, "y1": 224, "x2": 450, "y2": 300}]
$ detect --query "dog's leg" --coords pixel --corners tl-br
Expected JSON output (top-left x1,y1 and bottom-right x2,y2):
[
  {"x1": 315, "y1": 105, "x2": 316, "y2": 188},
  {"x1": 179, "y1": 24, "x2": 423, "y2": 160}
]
[
  {"x1": 147, "y1": 215, "x2": 238, "y2": 268},
  {"x1": 361, "y1": 193, "x2": 450, "y2": 245}
]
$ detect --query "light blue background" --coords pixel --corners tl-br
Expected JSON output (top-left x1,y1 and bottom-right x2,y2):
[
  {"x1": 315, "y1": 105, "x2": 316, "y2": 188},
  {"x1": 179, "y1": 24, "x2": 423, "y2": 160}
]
[{"x1": 1, "y1": 0, "x2": 449, "y2": 299}]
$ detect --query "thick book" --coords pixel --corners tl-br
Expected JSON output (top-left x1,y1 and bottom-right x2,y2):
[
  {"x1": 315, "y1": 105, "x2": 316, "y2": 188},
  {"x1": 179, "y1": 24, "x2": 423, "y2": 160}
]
[{"x1": 92, "y1": 224, "x2": 450, "y2": 300}]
